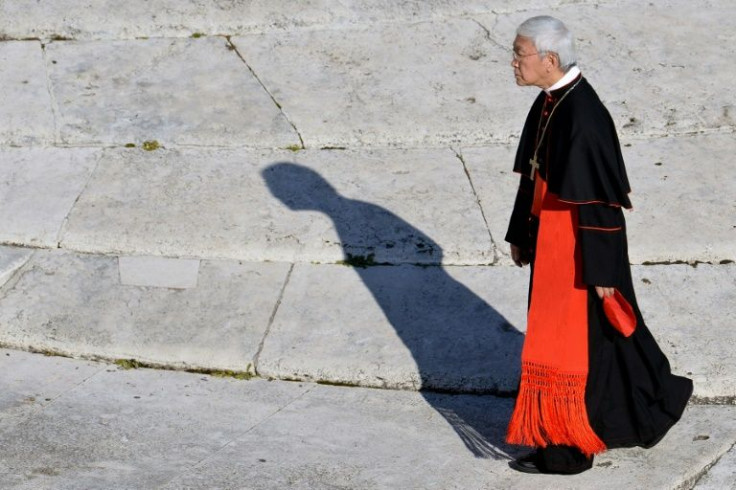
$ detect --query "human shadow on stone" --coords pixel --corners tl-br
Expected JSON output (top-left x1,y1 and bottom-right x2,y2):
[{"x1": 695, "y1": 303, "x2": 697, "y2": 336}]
[{"x1": 262, "y1": 162, "x2": 524, "y2": 459}]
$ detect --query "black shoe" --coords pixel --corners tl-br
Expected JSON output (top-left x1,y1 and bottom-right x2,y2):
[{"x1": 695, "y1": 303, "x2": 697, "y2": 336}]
[
  {"x1": 509, "y1": 449, "x2": 594, "y2": 475},
  {"x1": 508, "y1": 452, "x2": 542, "y2": 474},
  {"x1": 546, "y1": 456, "x2": 593, "y2": 475}
]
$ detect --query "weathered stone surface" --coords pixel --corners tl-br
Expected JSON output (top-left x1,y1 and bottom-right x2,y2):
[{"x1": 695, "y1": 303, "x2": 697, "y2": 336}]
[
  {"x1": 165, "y1": 392, "x2": 736, "y2": 490},
  {"x1": 118, "y1": 256, "x2": 200, "y2": 289},
  {"x1": 633, "y1": 264, "x2": 736, "y2": 400},
  {"x1": 0, "y1": 147, "x2": 99, "y2": 248},
  {"x1": 484, "y1": 0, "x2": 736, "y2": 138},
  {"x1": 61, "y1": 147, "x2": 493, "y2": 265},
  {"x1": 624, "y1": 133, "x2": 736, "y2": 264},
  {"x1": 694, "y1": 443, "x2": 736, "y2": 490},
  {"x1": 0, "y1": 250, "x2": 290, "y2": 372},
  {"x1": 44, "y1": 37, "x2": 298, "y2": 147},
  {"x1": 0, "y1": 41, "x2": 55, "y2": 146},
  {"x1": 461, "y1": 132, "x2": 736, "y2": 265},
  {"x1": 0, "y1": 246, "x2": 34, "y2": 289},
  {"x1": 0, "y1": 349, "x2": 310, "y2": 489},
  {"x1": 0, "y1": 349, "x2": 104, "y2": 427},
  {"x1": 1, "y1": 349, "x2": 733, "y2": 490},
  {"x1": 3, "y1": 2, "x2": 735, "y2": 149},
  {"x1": 0, "y1": 0, "x2": 567, "y2": 40},
  {"x1": 258, "y1": 262, "x2": 528, "y2": 392},
  {"x1": 162, "y1": 383, "x2": 516, "y2": 490},
  {"x1": 231, "y1": 18, "x2": 530, "y2": 148}
]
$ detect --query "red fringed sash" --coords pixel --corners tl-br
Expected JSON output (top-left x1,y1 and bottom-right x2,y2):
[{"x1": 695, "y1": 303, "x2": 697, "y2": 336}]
[{"x1": 506, "y1": 177, "x2": 606, "y2": 456}]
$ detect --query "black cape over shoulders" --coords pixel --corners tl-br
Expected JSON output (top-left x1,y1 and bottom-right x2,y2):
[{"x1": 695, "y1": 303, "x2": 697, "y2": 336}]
[
  {"x1": 513, "y1": 77, "x2": 632, "y2": 208},
  {"x1": 506, "y1": 76, "x2": 692, "y2": 450}
]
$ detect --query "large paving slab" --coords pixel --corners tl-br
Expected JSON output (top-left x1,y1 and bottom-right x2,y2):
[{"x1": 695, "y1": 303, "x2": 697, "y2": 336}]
[
  {"x1": 0, "y1": 41, "x2": 56, "y2": 146},
  {"x1": 483, "y1": 0, "x2": 736, "y2": 138},
  {"x1": 624, "y1": 134, "x2": 736, "y2": 264},
  {"x1": 0, "y1": 349, "x2": 312, "y2": 489},
  {"x1": 462, "y1": 132, "x2": 736, "y2": 265},
  {"x1": 162, "y1": 390, "x2": 736, "y2": 490},
  {"x1": 231, "y1": 18, "x2": 531, "y2": 148},
  {"x1": 61, "y1": 147, "x2": 493, "y2": 265},
  {"x1": 259, "y1": 262, "x2": 733, "y2": 399},
  {"x1": 0, "y1": 147, "x2": 100, "y2": 249},
  {"x1": 1, "y1": 349, "x2": 733, "y2": 489},
  {"x1": 0, "y1": 249, "x2": 291, "y2": 372},
  {"x1": 259, "y1": 262, "x2": 531, "y2": 393},
  {"x1": 633, "y1": 263, "x2": 736, "y2": 401},
  {"x1": 44, "y1": 37, "x2": 298, "y2": 148}
]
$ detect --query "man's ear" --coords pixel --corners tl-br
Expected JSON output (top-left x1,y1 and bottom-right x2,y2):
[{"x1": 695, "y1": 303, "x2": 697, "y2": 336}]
[{"x1": 546, "y1": 52, "x2": 561, "y2": 70}]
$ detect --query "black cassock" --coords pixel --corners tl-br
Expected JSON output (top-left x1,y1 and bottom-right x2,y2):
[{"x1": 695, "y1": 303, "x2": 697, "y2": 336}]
[{"x1": 505, "y1": 74, "x2": 693, "y2": 455}]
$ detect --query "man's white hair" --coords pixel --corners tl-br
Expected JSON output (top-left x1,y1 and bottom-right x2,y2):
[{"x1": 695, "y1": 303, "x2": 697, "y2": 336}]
[{"x1": 517, "y1": 15, "x2": 577, "y2": 71}]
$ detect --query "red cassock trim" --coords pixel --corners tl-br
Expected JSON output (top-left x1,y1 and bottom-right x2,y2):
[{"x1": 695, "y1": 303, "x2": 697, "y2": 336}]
[{"x1": 507, "y1": 177, "x2": 606, "y2": 456}]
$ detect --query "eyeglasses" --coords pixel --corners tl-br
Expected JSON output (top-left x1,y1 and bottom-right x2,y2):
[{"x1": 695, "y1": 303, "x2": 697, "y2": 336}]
[{"x1": 512, "y1": 51, "x2": 544, "y2": 61}]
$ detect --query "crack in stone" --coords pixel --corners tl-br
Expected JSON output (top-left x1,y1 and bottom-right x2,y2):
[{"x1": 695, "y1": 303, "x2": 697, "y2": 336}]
[
  {"x1": 471, "y1": 18, "x2": 507, "y2": 53},
  {"x1": 252, "y1": 262, "x2": 295, "y2": 375},
  {"x1": 640, "y1": 260, "x2": 734, "y2": 267},
  {"x1": 0, "y1": 249, "x2": 37, "y2": 300},
  {"x1": 56, "y1": 150, "x2": 105, "y2": 247},
  {"x1": 225, "y1": 36, "x2": 305, "y2": 149},
  {"x1": 677, "y1": 439, "x2": 736, "y2": 490},
  {"x1": 451, "y1": 146, "x2": 498, "y2": 265}
]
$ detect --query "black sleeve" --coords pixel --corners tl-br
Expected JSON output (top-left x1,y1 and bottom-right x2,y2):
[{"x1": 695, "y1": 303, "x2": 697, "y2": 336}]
[
  {"x1": 577, "y1": 203, "x2": 626, "y2": 287},
  {"x1": 505, "y1": 176, "x2": 534, "y2": 250}
]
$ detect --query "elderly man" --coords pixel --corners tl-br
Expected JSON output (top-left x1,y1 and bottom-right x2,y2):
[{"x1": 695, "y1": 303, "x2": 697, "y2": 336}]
[{"x1": 504, "y1": 16, "x2": 693, "y2": 474}]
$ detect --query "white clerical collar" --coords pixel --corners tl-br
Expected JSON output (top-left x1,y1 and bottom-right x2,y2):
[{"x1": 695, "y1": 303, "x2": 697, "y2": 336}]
[{"x1": 545, "y1": 65, "x2": 581, "y2": 94}]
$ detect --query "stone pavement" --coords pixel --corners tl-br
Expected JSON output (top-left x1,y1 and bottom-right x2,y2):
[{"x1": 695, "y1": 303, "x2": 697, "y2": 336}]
[
  {"x1": 0, "y1": 1, "x2": 734, "y2": 488},
  {"x1": 1, "y1": 349, "x2": 735, "y2": 490}
]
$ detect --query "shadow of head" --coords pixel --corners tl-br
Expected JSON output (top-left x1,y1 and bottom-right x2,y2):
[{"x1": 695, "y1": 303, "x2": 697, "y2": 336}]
[{"x1": 262, "y1": 162, "x2": 339, "y2": 212}]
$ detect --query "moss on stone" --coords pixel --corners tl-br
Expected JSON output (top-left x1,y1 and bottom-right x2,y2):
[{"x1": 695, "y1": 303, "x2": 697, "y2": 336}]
[
  {"x1": 142, "y1": 140, "x2": 161, "y2": 151},
  {"x1": 114, "y1": 358, "x2": 143, "y2": 370},
  {"x1": 337, "y1": 253, "x2": 377, "y2": 268},
  {"x1": 208, "y1": 370, "x2": 255, "y2": 380}
]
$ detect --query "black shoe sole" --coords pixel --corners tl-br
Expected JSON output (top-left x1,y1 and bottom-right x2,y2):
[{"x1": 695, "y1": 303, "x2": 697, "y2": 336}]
[{"x1": 508, "y1": 460, "x2": 542, "y2": 474}]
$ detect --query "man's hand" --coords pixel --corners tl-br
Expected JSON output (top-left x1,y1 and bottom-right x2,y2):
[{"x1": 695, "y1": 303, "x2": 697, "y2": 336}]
[
  {"x1": 595, "y1": 286, "x2": 615, "y2": 299},
  {"x1": 510, "y1": 244, "x2": 529, "y2": 267}
]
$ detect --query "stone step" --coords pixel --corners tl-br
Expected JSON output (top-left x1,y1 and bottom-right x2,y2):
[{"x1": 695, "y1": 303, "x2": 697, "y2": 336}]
[
  {"x1": 1, "y1": 137, "x2": 733, "y2": 266},
  {"x1": 2, "y1": 349, "x2": 734, "y2": 488},
  {"x1": 0, "y1": 0, "x2": 528, "y2": 40},
  {"x1": 2, "y1": 2, "x2": 734, "y2": 149},
  {"x1": 1, "y1": 247, "x2": 733, "y2": 400}
]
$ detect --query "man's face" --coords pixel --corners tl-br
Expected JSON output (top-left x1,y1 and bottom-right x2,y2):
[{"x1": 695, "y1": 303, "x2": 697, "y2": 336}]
[{"x1": 511, "y1": 35, "x2": 548, "y2": 88}]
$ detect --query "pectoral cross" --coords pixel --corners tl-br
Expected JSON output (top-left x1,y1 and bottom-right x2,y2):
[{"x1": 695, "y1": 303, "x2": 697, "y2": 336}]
[{"x1": 529, "y1": 156, "x2": 540, "y2": 180}]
